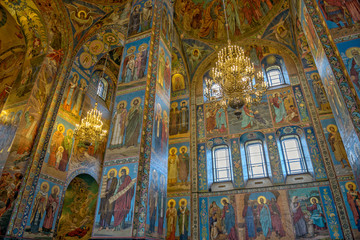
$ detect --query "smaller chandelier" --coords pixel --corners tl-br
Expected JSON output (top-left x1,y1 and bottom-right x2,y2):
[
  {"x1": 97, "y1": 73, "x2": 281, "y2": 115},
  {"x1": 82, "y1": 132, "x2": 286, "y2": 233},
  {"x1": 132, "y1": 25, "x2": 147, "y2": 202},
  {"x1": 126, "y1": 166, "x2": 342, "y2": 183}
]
[
  {"x1": 74, "y1": 103, "x2": 107, "y2": 145},
  {"x1": 205, "y1": 42, "x2": 267, "y2": 119}
]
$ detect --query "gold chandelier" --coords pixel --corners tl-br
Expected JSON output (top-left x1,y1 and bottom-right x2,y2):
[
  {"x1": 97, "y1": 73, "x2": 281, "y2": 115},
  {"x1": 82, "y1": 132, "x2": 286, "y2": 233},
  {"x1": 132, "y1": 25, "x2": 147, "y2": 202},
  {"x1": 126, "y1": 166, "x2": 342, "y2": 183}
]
[
  {"x1": 74, "y1": 103, "x2": 107, "y2": 145},
  {"x1": 204, "y1": 0, "x2": 267, "y2": 119}
]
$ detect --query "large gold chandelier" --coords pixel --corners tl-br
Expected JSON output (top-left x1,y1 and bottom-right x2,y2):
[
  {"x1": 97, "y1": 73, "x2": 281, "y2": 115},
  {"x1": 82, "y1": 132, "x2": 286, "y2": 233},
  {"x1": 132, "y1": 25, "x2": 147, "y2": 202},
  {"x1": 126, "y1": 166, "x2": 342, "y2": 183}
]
[
  {"x1": 204, "y1": 0, "x2": 267, "y2": 119},
  {"x1": 74, "y1": 103, "x2": 107, "y2": 145}
]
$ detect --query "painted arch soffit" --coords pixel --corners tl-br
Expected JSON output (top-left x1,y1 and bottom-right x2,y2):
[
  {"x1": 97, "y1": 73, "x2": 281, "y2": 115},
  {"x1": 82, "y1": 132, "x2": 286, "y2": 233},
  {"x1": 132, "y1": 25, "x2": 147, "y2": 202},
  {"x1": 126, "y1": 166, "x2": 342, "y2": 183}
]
[
  {"x1": 1, "y1": 0, "x2": 48, "y2": 55},
  {"x1": 174, "y1": 0, "x2": 287, "y2": 44}
]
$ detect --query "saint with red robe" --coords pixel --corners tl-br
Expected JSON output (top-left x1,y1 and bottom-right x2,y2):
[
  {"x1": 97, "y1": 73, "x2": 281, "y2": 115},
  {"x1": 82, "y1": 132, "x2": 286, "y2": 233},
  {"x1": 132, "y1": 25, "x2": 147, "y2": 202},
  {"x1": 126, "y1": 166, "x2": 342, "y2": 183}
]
[
  {"x1": 42, "y1": 186, "x2": 59, "y2": 234},
  {"x1": 111, "y1": 168, "x2": 135, "y2": 231}
]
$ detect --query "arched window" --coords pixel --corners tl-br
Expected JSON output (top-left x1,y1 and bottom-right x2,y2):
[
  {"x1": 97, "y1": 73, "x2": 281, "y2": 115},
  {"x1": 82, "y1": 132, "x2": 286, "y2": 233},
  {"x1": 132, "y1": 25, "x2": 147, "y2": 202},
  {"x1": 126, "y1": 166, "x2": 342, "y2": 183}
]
[
  {"x1": 212, "y1": 145, "x2": 232, "y2": 182},
  {"x1": 281, "y1": 135, "x2": 308, "y2": 175},
  {"x1": 261, "y1": 54, "x2": 290, "y2": 87},
  {"x1": 211, "y1": 83, "x2": 221, "y2": 99},
  {"x1": 266, "y1": 65, "x2": 283, "y2": 87},
  {"x1": 245, "y1": 140, "x2": 268, "y2": 179},
  {"x1": 97, "y1": 77, "x2": 108, "y2": 100}
]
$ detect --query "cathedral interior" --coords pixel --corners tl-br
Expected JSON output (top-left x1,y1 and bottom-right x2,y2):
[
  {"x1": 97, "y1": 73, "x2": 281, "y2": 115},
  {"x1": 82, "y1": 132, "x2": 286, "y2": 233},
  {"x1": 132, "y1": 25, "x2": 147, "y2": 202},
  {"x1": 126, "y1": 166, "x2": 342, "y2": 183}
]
[{"x1": 1, "y1": 0, "x2": 360, "y2": 239}]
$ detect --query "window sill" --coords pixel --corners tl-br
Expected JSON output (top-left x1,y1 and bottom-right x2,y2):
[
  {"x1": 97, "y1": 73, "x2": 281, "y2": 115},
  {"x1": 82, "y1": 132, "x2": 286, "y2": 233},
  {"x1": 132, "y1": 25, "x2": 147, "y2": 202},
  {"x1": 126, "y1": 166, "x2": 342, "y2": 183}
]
[
  {"x1": 245, "y1": 178, "x2": 273, "y2": 188},
  {"x1": 267, "y1": 83, "x2": 289, "y2": 91},
  {"x1": 285, "y1": 173, "x2": 313, "y2": 184},
  {"x1": 210, "y1": 181, "x2": 234, "y2": 192}
]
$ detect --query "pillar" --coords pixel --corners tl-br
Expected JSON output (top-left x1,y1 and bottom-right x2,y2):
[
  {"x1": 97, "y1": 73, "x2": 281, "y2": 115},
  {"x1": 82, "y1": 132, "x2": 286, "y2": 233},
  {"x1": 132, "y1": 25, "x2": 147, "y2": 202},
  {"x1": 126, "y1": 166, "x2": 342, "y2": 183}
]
[
  {"x1": 92, "y1": 0, "x2": 173, "y2": 239},
  {"x1": 299, "y1": 0, "x2": 360, "y2": 239}
]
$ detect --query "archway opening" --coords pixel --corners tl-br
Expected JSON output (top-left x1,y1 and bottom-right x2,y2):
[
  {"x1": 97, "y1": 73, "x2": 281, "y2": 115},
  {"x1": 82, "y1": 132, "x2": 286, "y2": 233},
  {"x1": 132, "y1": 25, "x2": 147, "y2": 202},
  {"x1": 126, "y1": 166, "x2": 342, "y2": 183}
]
[{"x1": 56, "y1": 174, "x2": 98, "y2": 240}]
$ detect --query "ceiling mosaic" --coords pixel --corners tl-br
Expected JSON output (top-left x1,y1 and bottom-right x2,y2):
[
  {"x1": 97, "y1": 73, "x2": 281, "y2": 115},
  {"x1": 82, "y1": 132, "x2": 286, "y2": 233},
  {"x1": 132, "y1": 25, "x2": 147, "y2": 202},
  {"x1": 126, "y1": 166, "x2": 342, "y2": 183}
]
[
  {"x1": 76, "y1": 0, "x2": 130, "y2": 6},
  {"x1": 174, "y1": 0, "x2": 285, "y2": 43}
]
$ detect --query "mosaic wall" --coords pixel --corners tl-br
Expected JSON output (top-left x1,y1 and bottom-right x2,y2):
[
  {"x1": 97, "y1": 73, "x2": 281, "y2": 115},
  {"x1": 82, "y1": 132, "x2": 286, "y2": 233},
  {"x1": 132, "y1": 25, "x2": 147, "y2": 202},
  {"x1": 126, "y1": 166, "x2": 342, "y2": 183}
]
[
  {"x1": 92, "y1": 163, "x2": 137, "y2": 238},
  {"x1": 191, "y1": 3, "x2": 358, "y2": 237},
  {"x1": 198, "y1": 185, "x2": 342, "y2": 240},
  {"x1": 0, "y1": 0, "x2": 360, "y2": 239},
  {"x1": 195, "y1": 43, "x2": 329, "y2": 190}
]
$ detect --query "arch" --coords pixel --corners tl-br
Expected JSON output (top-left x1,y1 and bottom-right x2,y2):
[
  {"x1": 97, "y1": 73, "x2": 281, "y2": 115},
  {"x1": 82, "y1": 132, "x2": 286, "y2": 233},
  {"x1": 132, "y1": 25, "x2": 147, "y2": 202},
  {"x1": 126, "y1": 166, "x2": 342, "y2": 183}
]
[
  {"x1": 56, "y1": 174, "x2": 99, "y2": 239},
  {"x1": 261, "y1": 54, "x2": 290, "y2": 87}
]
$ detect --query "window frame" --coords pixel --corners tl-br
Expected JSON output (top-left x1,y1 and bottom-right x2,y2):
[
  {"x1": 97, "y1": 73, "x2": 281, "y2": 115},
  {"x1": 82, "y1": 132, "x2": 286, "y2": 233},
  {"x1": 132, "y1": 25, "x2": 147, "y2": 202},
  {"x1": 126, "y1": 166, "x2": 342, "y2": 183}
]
[
  {"x1": 97, "y1": 77, "x2": 108, "y2": 101},
  {"x1": 212, "y1": 145, "x2": 232, "y2": 183},
  {"x1": 210, "y1": 83, "x2": 222, "y2": 99},
  {"x1": 245, "y1": 140, "x2": 268, "y2": 179},
  {"x1": 265, "y1": 65, "x2": 285, "y2": 87},
  {"x1": 280, "y1": 134, "x2": 308, "y2": 175}
]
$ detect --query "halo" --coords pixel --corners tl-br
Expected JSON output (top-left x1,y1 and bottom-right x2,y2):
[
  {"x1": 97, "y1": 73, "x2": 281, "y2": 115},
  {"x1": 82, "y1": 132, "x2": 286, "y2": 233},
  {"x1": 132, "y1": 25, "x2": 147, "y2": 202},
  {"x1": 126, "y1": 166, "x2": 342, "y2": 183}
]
[
  {"x1": 345, "y1": 47, "x2": 360, "y2": 59},
  {"x1": 169, "y1": 147, "x2": 177, "y2": 154},
  {"x1": 257, "y1": 196, "x2": 267, "y2": 204},
  {"x1": 310, "y1": 72, "x2": 320, "y2": 80},
  {"x1": 193, "y1": 49, "x2": 199, "y2": 55},
  {"x1": 51, "y1": 185, "x2": 60, "y2": 194},
  {"x1": 107, "y1": 168, "x2": 118, "y2": 178},
  {"x1": 168, "y1": 199, "x2": 176, "y2": 208},
  {"x1": 309, "y1": 197, "x2": 318, "y2": 204},
  {"x1": 160, "y1": 48, "x2": 165, "y2": 55},
  {"x1": 40, "y1": 181, "x2": 50, "y2": 191},
  {"x1": 57, "y1": 124, "x2": 65, "y2": 133},
  {"x1": 346, "y1": 182, "x2": 356, "y2": 191},
  {"x1": 179, "y1": 198, "x2": 187, "y2": 206},
  {"x1": 172, "y1": 73, "x2": 184, "y2": 81},
  {"x1": 132, "y1": 4, "x2": 141, "y2": 11},
  {"x1": 77, "y1": 10, "x2": 87, "y2": 18},
  {"x1": 266, "y1": 55, "x2": 276, "y2": 65},
  {"x1": 127, "y1": 46, "x2": 136, "y2": 55},
  {"x1": 221, "y1": 197, "x2": 229, "y2": 206},
  {"x1": 326, "y1": 124, "x2": 338, "y2": 133},
  {"x1": 119, "y1": 166, "x2": 129, "y2": 175},
  {"x1": 72, "y1": 72, "x2": 79, "y2": 81},
  {"x1": 58, "y1": 146, "x2": 64, "y2": 151},
  {"x1": 171, "y1": 102, "x2": 178, "y2": 108},
  {"x1": 131, "y1": 97, "x2": 141, "y2": 106},
  {"x1": 117, "y1": 100, "x2": 127, "y2": 109},
  {"x1": 145, "y1": 0, "x2": 152, "y2": 6},
  {"x1": 139, "y1": 43, "x2": 148, "y2": 51},
  {"x1": 66, "y1": 129, "x2": 73, "y2": 136},
  {"x1": 276, "y1": 25, "x2": 286, "y2": 34},
  {"x1": 180, "y1": 146, "x2": 188, "y2": 153},
  {"x1": 181, "y1": 100, "x2": 188, "y2": 106}
]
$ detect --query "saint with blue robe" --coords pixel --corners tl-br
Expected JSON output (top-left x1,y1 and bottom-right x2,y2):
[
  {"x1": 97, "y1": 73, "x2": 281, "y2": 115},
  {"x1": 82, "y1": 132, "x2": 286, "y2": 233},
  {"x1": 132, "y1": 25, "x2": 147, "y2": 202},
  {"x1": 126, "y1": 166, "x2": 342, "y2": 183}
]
[
  {"x1": 257, "y1": 197, "x2": 272, "y2": 238},
  {"x1": 271, "y1": 93, "x2": 287, "y2": 123},
  {"x1": 242, "y1": 201, "x2": 256, "y2": 240},
  {"x1": 222, "y1": 199, "x2": 236, "y2": 240},
  {"x1": 307, "y1": 199, "x2": 327, "y2": 230},
  {"x1": 215, "y1": 108, "x2": 227, "y2": 130}
]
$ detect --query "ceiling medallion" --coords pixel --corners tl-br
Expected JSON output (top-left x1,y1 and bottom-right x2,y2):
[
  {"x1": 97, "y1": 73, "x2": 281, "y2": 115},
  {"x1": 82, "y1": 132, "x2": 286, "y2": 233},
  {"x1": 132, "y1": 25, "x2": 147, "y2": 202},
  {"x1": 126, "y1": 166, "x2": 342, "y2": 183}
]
[{"x1": 204, "y1": 0, "x2": 267, "y2": 119}]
